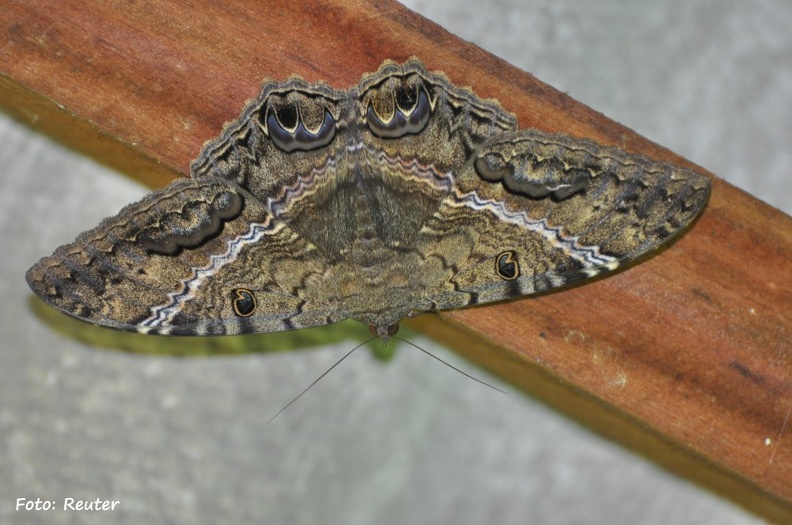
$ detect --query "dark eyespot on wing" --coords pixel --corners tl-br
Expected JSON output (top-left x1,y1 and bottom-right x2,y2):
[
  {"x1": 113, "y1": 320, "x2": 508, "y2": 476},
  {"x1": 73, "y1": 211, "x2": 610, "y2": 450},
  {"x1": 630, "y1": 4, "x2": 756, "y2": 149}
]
[
  {"x1": 495, "y1": 251, "x2": 520, "y2": 280},
  {"x1": 232, "y1": 288, "x2": 257, "y2": 317},
  {"x1": 266, "y1": 107, "x2": 336, "y2": 152},
  {"x1": 365, "y1": 85, "x2": 432, "y2": 139}
]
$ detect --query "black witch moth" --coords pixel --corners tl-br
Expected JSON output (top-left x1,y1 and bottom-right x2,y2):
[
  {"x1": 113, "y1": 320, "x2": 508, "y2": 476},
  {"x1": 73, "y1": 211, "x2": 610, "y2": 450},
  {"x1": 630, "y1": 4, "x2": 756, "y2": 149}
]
[{"x1": 26, "y1": 59, "x2": 711, "y2": 339}]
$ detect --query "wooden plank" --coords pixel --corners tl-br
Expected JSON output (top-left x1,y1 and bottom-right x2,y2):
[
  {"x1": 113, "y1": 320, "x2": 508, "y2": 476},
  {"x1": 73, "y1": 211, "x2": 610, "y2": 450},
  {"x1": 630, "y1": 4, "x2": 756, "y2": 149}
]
[{"x1": 2, "y1": 0, "x2": 791, "y2": 520}]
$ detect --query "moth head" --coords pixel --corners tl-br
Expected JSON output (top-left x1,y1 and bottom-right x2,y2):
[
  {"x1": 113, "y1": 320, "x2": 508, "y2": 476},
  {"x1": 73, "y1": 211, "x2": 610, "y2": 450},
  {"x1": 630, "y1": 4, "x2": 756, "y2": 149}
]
[
  {"x1": 362, "y1": 72, "x2": 435, "y2": 139},
  {"x1": 369, "y1": 323, "x2": 400, "y2": 342},
  {"x1": 260, "y1": 87, "x2": 338, "y2": 152}
]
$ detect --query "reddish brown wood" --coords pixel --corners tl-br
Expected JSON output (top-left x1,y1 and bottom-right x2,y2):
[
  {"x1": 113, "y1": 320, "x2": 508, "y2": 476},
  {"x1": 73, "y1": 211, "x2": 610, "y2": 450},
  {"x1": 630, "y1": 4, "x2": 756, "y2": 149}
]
[{"x1": 2, "y1": 0, "x2": 791, "y2": 520}]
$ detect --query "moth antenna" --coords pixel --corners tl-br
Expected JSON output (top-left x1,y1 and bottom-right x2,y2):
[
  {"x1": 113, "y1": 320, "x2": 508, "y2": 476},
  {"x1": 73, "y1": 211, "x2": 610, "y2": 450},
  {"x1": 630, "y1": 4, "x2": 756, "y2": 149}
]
[
  {"x1": 393, "y1": 336, "x2": 508, "y2": 395},
  {"x1": 267, "y1": 336, "x2": 377, "y2": 423}
]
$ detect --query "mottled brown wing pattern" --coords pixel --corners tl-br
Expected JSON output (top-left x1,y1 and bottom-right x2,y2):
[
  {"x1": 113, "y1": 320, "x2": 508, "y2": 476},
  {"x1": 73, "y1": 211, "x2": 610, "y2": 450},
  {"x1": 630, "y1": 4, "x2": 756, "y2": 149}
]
[
  {"x1": 190, "y1": 77, "x2": 350, "y2": 202},
  {"x1": 415, "y1": 134, "x2": 710, "y2": 310},
  {"x1": 26, "y1": 58, "x2": 711, "y2": 338},
  {"x1": 26, "y1": 179, "x2": 340, "y2": 335}
]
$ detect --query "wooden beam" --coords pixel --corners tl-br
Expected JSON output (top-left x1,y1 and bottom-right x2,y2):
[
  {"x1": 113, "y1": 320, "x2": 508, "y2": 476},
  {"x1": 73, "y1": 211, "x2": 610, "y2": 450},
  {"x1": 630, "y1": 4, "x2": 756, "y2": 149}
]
[{"x1": 2, "y1": 0, "x2": 791, "y2": 520}]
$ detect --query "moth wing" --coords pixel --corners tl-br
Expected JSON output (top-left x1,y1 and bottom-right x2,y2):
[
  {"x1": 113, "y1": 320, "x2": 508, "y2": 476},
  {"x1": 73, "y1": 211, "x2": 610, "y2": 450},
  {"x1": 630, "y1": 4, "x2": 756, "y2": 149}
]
[
  {"x1": 190, "y1": 77, "x2": 348, "y2": 203},
  {"x1": 26, "y1": 178, "x2": 340, "y2": 335},
  {"x1": 414, "y1": 129, "x2": 711, "y2": 311}
]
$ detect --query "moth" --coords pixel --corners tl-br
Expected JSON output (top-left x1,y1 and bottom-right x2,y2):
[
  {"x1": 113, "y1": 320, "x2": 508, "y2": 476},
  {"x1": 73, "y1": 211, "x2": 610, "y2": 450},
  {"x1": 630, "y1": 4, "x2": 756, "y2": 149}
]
[{"x1": 26, "y1": 59, "x2": 711, "y2": 340}]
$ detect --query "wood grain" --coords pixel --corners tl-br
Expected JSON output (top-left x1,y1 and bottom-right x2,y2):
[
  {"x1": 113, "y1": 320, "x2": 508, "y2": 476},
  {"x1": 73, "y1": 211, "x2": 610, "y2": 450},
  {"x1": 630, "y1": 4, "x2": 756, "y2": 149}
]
[{"x1": 2, "y1": 0, "x2": 791, "y2": 520}]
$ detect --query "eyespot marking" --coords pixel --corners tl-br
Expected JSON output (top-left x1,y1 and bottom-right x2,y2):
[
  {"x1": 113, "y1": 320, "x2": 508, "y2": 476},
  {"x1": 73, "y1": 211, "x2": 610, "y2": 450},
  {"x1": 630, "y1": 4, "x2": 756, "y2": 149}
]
[
  {"x1": 496, "y1": 251, "x2": 520, "y2": 281},
  {"x1": 232, "y1": 288, "x2": 257, "y2": 317}
]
